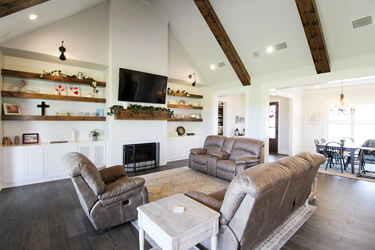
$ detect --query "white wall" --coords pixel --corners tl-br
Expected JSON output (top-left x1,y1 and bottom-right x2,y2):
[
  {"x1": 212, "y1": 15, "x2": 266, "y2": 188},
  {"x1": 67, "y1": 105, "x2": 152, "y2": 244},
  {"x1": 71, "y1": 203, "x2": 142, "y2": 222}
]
[
  {"x1": 1, "y1": 2, "x2": 110, "y2": 65},
  {"x1": 107, "y1": 0, "x2": 169, "y2": 166},
  {"x1": 219, "y1": 93, "x2": 245, "y2": 137}
]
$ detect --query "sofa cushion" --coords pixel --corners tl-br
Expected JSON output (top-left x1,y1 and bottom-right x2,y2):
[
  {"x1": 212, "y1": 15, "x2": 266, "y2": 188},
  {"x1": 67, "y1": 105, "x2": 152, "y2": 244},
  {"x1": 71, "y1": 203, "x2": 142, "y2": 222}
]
[
  {"x1": 204, "y1": 135, "x2": 226, "y2": 157},
  {"x1": 229, "y1": 138, "x2": 264, "y2": 160},
  {"x1": 192, "y1": 154, "x2": 212, "y2": 165},
  {"x1": 217, "y1": 160, "x2": 236, "y2": 173},
  {"x1": 235, "y1": 157, "x2": 258, "y2": 165},
  {"x1": 64, "y1": 152, "x2": 106, "y2": 196}
]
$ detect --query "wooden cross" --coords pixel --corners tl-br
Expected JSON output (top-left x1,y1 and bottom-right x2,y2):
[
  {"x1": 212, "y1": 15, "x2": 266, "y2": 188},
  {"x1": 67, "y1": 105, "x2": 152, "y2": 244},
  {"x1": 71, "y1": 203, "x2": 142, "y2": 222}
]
[{"x1": 37, "y1": 101, "x2": 50, "y2": 116}]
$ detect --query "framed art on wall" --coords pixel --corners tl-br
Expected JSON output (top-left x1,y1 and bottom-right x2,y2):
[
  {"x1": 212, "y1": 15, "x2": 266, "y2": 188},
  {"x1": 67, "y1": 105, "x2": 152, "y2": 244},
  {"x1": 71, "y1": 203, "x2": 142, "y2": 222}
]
[
  {"x1": 3, "y1": 103, "x2": 21, "y2": 115},
  {"x1": 308, "y1": 112, "x2": 319, "y2": 124}
]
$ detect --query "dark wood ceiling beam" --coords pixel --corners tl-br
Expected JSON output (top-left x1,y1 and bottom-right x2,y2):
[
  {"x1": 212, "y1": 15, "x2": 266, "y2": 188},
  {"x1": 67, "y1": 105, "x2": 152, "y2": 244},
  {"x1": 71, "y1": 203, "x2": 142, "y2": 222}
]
[
  {"x1": 295, "y1": 0, "x2": 330, "y2": 74},
  {"x1": 0, "y1": 0, "x2": 49, "y2": 18},
  {"x1": 194, "y1": 0, "x2": 251, "y2": 86}
]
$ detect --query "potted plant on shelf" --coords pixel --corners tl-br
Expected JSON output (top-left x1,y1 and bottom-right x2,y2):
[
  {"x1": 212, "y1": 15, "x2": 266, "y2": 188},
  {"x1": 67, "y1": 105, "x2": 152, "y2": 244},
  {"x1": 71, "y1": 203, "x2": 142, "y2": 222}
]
[{"x1": 89, "y1": 129, "x2": 100, "y2": 141}]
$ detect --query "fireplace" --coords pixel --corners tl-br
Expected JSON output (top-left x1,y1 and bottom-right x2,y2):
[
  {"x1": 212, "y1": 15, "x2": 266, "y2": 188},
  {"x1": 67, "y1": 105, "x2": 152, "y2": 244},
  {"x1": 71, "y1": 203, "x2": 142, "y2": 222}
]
[{"x1": 123, "y1": 142, "x2": 159, "y2": 172}]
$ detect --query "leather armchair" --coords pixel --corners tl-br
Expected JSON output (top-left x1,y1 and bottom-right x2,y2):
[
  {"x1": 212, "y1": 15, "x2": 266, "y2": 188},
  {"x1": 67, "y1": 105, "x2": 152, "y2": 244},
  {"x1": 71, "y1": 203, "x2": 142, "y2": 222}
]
[{"x1": 63, "y1": 152, "x2": 148, "y2": 230}]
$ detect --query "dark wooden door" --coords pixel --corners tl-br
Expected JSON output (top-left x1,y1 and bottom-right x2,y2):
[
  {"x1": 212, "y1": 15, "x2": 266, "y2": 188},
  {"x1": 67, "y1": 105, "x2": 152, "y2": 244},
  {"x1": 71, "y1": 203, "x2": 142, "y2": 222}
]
[{"x1": 269, "y1": 102, "x2": 279, "y2": 153}]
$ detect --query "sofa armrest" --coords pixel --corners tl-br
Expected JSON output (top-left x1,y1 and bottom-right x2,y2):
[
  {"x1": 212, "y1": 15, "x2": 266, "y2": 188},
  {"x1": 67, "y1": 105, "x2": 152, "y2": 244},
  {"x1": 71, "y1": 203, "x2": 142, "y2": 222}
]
[
  {"x1": 190, "y1": 148, "x2": 207, "y2": 155},
  {"x1": 210, "y1": 151, "x2": 230, "y2": 159},
  {"x1": 235, "y1": 157, "x2": 259, "y2": 165},
  {"x1": 185, "y1": 191, "x2": 222, "y2": 212},
  {"x1": 99, "y1": 165, "x2": 127, "y2": 184},
  {"x1": 99, "y1": 177, "x2": 145, "y2": 201}
]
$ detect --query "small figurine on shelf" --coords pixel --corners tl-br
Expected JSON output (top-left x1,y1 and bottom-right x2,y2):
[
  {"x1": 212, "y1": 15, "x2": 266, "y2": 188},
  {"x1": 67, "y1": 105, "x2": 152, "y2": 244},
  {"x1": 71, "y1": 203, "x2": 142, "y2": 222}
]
[{"x1": 234, "y1": 128, "x2": 239, "y2": 137}]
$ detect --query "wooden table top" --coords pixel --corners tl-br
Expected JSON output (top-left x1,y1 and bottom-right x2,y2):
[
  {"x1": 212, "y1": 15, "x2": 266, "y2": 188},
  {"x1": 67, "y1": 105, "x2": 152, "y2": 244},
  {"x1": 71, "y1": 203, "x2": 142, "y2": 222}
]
[{"x1": 137, "y1": 193, "x2": 219, "y2": 238}]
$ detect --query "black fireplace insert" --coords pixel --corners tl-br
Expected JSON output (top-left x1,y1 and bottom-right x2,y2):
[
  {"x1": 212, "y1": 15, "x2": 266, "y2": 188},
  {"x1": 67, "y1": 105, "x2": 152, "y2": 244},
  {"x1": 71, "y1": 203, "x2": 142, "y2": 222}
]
[{"x1": 123, "y1": 142, "x2": 159, "y2": 172}]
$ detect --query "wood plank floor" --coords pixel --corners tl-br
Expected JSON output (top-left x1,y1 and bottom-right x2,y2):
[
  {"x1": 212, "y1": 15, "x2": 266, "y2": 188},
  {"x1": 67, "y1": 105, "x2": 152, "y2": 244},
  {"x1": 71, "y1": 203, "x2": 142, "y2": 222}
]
[{"x1": 1, "y1": 157, "x2": 375, "y2": 250}]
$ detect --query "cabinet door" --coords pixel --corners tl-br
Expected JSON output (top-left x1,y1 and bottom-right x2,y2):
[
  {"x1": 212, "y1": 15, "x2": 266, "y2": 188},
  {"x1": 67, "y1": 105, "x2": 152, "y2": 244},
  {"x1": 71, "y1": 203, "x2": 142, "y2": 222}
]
[
  {"x1": 78, "y1": 142, "x2": 106, "y2": 168},
  {"x1": 78, "y1": 144, "x2": 91, "y2": 159},
  {"x1": 167, "y1": 137, "x2": 179, "y2": 161},
  {"x1": 25, "y1": 146, "x2": 44, "y2": 181},
  {"x1": 3, "y1": 148, "x2": 25, "y2": 184},
  {"x1": 44, "y1": 144, "x2": 77, "y2": 178},
  {"x1": 93, "y1": 143, "x2": 106, "y2": 167}
]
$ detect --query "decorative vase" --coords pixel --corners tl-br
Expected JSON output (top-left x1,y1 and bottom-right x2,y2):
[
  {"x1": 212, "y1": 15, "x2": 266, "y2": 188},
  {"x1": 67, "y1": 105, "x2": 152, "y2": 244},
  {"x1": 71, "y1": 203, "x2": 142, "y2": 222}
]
[{"x1": 92, "y1": 135, "x2": 97, "y2": 141}]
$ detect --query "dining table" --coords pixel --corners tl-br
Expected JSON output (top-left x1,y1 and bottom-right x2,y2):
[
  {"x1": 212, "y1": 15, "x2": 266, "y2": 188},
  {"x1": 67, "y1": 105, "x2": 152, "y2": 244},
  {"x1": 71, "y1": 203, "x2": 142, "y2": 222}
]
[{"x1": 316, "y1": 142, "x2": 360, "y2": 174}]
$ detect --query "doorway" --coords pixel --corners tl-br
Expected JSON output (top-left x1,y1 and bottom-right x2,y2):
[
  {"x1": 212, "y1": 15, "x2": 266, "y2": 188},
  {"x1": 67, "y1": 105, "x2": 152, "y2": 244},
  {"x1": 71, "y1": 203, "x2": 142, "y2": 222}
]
[{"x1": 269, "y1": 102, "x2": 278, "y2": 153}]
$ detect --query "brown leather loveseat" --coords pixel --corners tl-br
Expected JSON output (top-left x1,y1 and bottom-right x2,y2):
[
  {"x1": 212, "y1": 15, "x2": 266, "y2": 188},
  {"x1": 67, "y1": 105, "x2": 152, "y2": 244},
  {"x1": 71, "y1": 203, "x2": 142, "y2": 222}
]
[
  {"x1": 186, "y1": 152, "x2": 325, "y2": 249},
  {"x1": 189, "y1": 135, "x2": 264, "y2": 180}
]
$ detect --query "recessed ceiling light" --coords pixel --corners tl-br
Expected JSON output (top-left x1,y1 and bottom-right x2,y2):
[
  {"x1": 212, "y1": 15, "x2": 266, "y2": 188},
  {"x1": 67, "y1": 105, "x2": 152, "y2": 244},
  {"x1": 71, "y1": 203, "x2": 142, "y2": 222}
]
[
  {"x1": 29, "y1": 14, "x2": 38, "y2": 20},
  {"x1": 210, "y1": 64, "x2": 216, "y2": 70},
  {"x1": 266, "y1": 46, "x2": 274, "y2": 53}
]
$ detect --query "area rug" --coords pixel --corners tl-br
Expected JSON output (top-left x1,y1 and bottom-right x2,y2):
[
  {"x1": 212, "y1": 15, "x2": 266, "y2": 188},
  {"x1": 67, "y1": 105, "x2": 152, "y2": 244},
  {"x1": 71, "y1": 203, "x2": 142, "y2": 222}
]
[
  {"x1": 133, "y1": 167, "x2": 317, "y2": 250},
  {"x1": 318, "y1": 163, "x2": 375, "y2": 183},
  {"x1": 138, "y1": 166, "x2": 229, "y2": 202}
]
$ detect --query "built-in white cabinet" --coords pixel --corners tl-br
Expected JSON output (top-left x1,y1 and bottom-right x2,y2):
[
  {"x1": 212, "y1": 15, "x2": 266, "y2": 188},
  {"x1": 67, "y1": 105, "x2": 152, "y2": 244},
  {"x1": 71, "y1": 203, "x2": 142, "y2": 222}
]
[
  {"x1": 25, "y1": 146, "x2": 44, "y2": 181},
  {"x1": 78, "y1": 142, "x2": 106, "y2": 168},
  {"x1": 44, "y1": 144, "x2": 78, "y2": 178},
  {"x1": 167, "y1": 135, "x2": 201, "y2": 161},
  {"x1": 3, "y1": 147, "x2": 25, "y2": 184},
  {"x1": 0, "y1": 141, "x2": 107, "y2": 188}
]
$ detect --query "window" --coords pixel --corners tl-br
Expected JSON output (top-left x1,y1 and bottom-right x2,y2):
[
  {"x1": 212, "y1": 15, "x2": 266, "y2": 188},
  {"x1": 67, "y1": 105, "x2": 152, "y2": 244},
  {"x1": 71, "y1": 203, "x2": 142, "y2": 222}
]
[{"x1": 328, "y1": 104, "x2": 375, "y2": 144}]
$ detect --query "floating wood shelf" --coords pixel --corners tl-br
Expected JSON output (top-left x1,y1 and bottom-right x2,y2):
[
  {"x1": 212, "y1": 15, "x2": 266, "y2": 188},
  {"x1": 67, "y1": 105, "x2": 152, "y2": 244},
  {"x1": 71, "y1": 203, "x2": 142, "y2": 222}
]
[
  {"x1": 167, "y1": 104, "x2": 203, "y2": 110},
  {"x1": 168, "y1": 118, "x2": 203, "y2": 122},
  {"x1": 115, "y1": 109, "x2": 170, "y2": 120},
  {"x1": 2, "y1": 69, "x2": 106, "y2": 87},
  {"x1": 1, "y1": 90, "x2": 106, "y2": 103},
  {"x1": 1, "y1": 115, "x2": 106, "y2": 121},
  {"x1": 168, "y1": 93, "x2": 203, "y2": 99}
]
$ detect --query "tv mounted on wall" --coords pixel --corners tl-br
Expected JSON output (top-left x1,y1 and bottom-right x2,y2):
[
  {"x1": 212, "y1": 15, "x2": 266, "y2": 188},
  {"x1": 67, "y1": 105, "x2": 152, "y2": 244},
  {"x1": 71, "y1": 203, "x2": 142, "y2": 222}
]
[{"x1": 118, "y1": 68, "x2": 168, "y2": 104}]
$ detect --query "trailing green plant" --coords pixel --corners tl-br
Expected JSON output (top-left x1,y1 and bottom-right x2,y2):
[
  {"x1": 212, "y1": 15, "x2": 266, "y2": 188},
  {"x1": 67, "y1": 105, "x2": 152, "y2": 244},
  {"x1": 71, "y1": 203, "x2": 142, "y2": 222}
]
[
  {"x1": 167, "y1": 87, "x2": 189, "y2": 96},
  {"x1": 127, "y1": 104, "x2": 173, "y2": 116},
  {"x1": 107, "y1": 105, "x2": 124, "y2": 116}
]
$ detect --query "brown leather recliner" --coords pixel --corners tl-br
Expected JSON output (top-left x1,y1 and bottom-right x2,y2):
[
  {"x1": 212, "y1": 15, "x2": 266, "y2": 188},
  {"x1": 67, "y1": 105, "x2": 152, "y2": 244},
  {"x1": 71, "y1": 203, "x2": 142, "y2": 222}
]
[
  {"x1": 63, "y1": 152, "x2": 148, "y2": 230},
  {"x1": 186, "y1": 152, "x2": 325, "y2": 250}
]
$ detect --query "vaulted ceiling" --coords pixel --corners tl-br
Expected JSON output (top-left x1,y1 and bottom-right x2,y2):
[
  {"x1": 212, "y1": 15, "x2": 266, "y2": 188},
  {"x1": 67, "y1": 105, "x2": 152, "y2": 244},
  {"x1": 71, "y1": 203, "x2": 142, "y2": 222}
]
[{"x1": 0, "y1": 0, "x2": 375, "y2": 87}]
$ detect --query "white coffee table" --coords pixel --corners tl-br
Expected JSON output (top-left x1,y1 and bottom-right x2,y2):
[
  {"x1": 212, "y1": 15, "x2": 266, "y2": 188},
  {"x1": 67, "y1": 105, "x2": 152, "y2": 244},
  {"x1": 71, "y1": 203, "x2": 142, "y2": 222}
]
[{"x1": 137, "y1": 193, "x2": 220, "y2": 250}]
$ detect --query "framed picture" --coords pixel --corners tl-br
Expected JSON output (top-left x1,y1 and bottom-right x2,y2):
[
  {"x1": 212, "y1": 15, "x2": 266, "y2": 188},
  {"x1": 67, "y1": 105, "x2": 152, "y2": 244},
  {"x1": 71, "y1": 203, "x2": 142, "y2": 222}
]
[
  {"x1": 68, "y1": 85, "x2": 80, "y2": 97},
  {"x1": 308, "y1": 112, "x2": 319, "y2": 124},
  {"x1": 3, "y1": 103, "x2": 21, "y2": 115},
  {"x1": 54, "y1": 83, "x2": 66, "y2": 96},
  {"x1": 23, "y1": 133, "x2": 39, "y2": 144}
]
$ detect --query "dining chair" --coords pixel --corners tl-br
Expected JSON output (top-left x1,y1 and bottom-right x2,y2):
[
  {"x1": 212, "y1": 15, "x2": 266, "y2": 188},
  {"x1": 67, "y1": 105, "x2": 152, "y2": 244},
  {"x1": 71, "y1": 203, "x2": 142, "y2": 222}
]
[
  {"x1": 359, "y1": 139, "x2": 375, "y2": 175},
  {"x1": 314, "y1": 139, "x2": 326, "y2": 156},
  {"x1": 325, "y1": 142, "x2": 345, "y2": 173},
  {"x1": 321, "y1": 138, "x2": 326, "y2": 143}
]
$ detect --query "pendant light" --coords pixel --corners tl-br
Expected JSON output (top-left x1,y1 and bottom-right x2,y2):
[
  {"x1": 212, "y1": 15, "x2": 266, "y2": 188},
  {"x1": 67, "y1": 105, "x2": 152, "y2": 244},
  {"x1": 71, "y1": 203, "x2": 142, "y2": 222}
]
[{"x1": 59, "y1": 41, "x2": 66, "y2": 61}]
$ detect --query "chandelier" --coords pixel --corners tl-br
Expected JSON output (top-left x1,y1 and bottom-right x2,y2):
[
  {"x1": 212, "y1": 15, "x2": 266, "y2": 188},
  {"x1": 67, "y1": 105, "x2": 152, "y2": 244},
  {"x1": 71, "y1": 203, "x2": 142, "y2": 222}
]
[{"x1": 329, "y1": 82, "x2": 355, "y2": 115}]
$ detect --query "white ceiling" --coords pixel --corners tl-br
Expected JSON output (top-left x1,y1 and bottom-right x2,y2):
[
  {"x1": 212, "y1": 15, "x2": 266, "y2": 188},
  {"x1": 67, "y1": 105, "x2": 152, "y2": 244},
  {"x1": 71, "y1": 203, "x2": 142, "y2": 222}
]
[
  {"x1": 0, "y1": 0, "x2": 107, "y2": 44},
  {"x1": 1, "y1": 0, "x2": 375, "y2": 87}
]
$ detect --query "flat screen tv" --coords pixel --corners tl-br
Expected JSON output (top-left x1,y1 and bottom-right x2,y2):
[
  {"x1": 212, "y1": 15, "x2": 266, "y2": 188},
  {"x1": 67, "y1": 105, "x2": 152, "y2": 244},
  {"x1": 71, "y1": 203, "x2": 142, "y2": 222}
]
[{"x1": 118, "y1": 68, "x2": 168, "y2": 104}]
